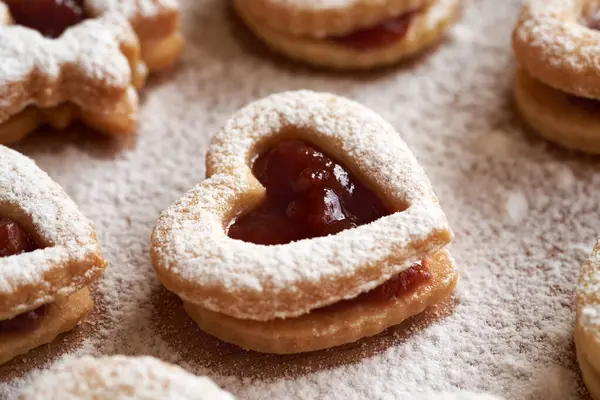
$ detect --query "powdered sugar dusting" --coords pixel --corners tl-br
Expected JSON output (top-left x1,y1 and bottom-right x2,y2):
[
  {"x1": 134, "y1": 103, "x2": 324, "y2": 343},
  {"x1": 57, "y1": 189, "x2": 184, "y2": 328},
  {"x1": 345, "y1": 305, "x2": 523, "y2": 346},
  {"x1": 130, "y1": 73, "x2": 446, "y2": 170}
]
[
  {"x1": 0, "y1": 0, "x2": 594, "y2": 398},
  {"x1": 0, "y1": 145, "x2": 105, "y2": 319},
  {"x1": 19, "y1": 356, "x2": 235, "y2": 400},
  {"x1": 0, "y1": 15, "x2": 136, "y2": 122},
  {"x1": 152, "y1": 90, "x2": 453, "y2": 321}
]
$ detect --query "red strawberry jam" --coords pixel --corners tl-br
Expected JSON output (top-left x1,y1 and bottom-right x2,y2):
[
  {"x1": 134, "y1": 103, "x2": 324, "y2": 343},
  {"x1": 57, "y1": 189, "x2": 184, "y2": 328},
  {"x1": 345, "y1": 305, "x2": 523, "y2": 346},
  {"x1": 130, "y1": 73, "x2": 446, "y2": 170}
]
[
  {"x1": 228, "y1": 140, "x2": 429, "y2": 301},
  {"x1": 0, "y1": 218, "x2": 37, "y2": 257},
  {"x1": 7, "y1": 0, "x2": 85, "y2": 38},
  {"x1": 0, "y1": 218, "x2": 44, "y2": 332},
  {"x1": 228, "y1": 140, "x2": 390, "y2": 245},
  {"x1": 333, "y1": 11, "x2": 416, "y2": 50}
]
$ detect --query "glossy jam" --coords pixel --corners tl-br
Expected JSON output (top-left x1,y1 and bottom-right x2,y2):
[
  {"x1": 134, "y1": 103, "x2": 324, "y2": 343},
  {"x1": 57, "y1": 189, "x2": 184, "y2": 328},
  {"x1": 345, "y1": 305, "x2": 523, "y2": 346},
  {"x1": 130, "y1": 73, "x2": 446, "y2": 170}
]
[
  {"x1": 0, "y1": 218, "x2": 42, "y2": 333},
  {"x1": 333, "y1": 12, "x2": 416, "y2": 50},
  {"x1": 0, "y1": 306, "x2": 47, "y2": 333},
  {"x1": 359, "y1": 260, "x2": 431, "y2": 302},
  {"x1": 7, "y1": 0, "x2": 85, "y2": 38},
  {"x1": 228, "y1": 140, "x2": 391, "y2": 245},
  {"x1": 0, "y1": 218, "x2": 38, "y2": 257}
]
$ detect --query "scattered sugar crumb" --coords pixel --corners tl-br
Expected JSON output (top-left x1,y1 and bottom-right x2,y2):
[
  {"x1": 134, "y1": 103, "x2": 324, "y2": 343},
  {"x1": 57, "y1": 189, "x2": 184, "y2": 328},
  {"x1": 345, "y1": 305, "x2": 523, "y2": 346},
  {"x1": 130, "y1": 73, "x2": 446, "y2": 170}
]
[{"x1": 504, "y1": 191, "x2": 529, "y2": 224}]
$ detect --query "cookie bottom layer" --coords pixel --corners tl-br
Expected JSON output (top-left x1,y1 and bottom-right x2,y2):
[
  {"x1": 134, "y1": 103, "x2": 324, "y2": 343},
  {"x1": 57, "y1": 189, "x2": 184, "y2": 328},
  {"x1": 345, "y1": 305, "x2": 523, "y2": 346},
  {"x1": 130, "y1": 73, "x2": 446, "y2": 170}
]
[
  {"x1": 513, "y1": 68, "x2": 600, "y2": 154},
  {"x1": 0, "y1": 288, "x2": 93, "y2": 365},
  {"x1": 234, "y1": 0, "x2": 460, "y2": 70},
  {"x1": 184, "y1": 249, "x2": 458, "y2": 354},
  {"x1": 0, "y1": 88, "x2": 139, "y2": 145}
]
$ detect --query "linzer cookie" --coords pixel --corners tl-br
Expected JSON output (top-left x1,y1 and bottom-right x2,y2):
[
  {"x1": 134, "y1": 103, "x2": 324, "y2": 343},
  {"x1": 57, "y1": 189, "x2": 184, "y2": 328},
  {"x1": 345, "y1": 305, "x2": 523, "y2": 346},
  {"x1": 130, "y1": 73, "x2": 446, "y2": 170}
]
[
  {"x1": 234, "y1": 0, "x2": 461, "y2": 69},
  {"x1": 19, "y1": 356, "x2": 236, "y2": 400},
  {"x1": 576, "y1": 239, "x2": 600, "y2": 400},
  {"x1": 0, "y1": 0, "x2": 183, "y2": 145},
  {"x1": 0, "y1": 145, "x2": 107, "y2": 365},
  {"x1": 512, "y1": 0, "x2": 600, "y2": 153},
  {"x1": 151, "y1": 91, "x2": 458, "y2": 353}
]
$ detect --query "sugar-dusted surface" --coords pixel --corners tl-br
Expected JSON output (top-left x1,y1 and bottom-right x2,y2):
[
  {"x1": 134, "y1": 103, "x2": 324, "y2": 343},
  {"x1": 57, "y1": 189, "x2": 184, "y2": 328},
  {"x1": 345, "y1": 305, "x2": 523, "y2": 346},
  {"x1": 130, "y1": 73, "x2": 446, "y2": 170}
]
[
  {"x1": 0, "y1": 146, "x2": 106, "y2": 320},
  {"x1": 19, "y1": 355, "x2": 235, "y2": 400},
  {"x1": 0, "y1": 15, "x2": 136, "y2": 122},
  {"x1": 0, "y1": 0, "x2": 595, "y2": 399}
]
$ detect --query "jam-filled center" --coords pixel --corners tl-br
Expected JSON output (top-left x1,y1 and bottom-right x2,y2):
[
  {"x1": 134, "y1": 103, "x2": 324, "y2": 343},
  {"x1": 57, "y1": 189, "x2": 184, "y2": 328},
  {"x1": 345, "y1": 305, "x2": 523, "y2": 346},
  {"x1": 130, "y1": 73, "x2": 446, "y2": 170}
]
[
  {"x1": 227, "y1": 140, "x2": 430, "y2": 301},
  {"x1": 6, "y1": 0, "x2": 86, "y2": 38},
  {"x1": 332, "y1": 11, "x2": 417, "y2": 50},
  {"x1": 0, "y1": 217, "x2": 38, "y2": 257},
  {"x1": 228, "y1": 140, "x2": 391, "y2": 245},
  {"x1": 0, "y1": 217, "x2": 45, "y2": 332}
]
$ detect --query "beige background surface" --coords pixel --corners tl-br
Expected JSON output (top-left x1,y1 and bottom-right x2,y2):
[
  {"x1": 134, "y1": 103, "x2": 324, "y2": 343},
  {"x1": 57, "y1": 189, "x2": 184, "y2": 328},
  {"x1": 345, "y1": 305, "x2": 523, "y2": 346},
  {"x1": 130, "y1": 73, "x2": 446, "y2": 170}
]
[{"x1": 0, "y1": 0, "x2": 596, "y2": 398}]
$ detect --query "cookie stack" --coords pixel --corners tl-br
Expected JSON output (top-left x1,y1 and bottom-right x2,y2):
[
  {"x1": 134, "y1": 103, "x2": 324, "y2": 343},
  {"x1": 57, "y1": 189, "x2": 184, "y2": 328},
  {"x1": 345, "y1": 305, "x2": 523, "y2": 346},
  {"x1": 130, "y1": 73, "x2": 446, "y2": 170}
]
[
  {"x1": 512, "y1": 0, "x2": 600, "y2": 154},
  {"x1": 234, "y1": 0, "x2": 461, "y2": 69}
]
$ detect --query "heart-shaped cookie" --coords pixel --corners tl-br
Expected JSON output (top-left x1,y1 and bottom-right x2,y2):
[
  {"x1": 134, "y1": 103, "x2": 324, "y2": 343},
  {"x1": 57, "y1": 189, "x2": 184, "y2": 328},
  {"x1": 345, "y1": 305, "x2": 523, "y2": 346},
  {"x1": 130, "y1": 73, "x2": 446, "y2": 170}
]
[
  {"x1": 151, "y1": 90, "x2": 457, "y2": 353},
  {"x1": 576, "y1": 239, "x2": 600, "y2": 399},
  {"x1": 0, "y1": 145, "x2": 107, "y2": 364}
]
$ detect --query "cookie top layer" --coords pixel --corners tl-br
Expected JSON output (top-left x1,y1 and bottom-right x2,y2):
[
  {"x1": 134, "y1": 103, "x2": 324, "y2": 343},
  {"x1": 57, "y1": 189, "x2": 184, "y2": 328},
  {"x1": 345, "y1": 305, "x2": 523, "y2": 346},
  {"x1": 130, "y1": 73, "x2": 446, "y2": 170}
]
[
  {"x1": 0, "y1": 146, "x2": 107, "y2": 320},
  {"x1": 0, "y1": 14, "x2": 139, "y2": 124},
  {"x1": 151, "y1": 90, "x2": 453, "y2": 321},
  {"x1": 234, "y1": 0, "x2": 431, "y2": 38},
  {"x1": 19, "y1": 356, "x2": 235, "y2": 400},
  {"x1": 513, "y1": 0, "x2": 600, "y2": 99}
]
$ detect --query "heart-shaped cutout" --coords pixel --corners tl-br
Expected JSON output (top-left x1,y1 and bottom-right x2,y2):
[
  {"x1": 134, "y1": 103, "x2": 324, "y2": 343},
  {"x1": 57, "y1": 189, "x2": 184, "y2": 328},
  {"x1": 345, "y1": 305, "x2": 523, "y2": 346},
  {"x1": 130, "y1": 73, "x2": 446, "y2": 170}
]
[
  {"x1": 227, "y1": 139, "x2": 394, "y2": 245},
  {"x1": 151, "y1": 90, "x2": 454, "y2": 323}
]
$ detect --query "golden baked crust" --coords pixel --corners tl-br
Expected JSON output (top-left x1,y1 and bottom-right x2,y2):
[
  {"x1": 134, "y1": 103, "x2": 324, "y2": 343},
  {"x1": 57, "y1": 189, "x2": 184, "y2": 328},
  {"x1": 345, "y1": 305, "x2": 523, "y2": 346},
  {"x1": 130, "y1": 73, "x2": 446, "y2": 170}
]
[
  {"x1": 0, "y1": 14, "x2": 144, "y2": 144},
  {"x1": 577, "y1": 345, "x2": 600, "y2": 400},
  {"x1": 0, "y1": 0, "x2": 184, "y2": 144},
  {"x1": 0, "y1": 146, "x2": 107, "y2": 320},
  {"x1": 0, "y1": 288, "x2": 92, "y2": 365},
  {"x1": 151, "y1": 90, "x2": 453, "y2": 322},
  {"x1": 85, "y1": 0, "x2": 184, "y2": 71},
  {"x1": 235, "y1": 0, "x2": 460, "y2": 70},
  {"x1": 513, "y1": 68, "x2": 600, "y2": 154},
  {"x1": 513, "y1": 0, "x2": 600, "y2": 99},
  {"x1": 233, "y1": 0, "x2": 432, "y2": 38},
  {"x1": 19, "y1": 355, "x2": 236, "y2": 400},
  {"x1": 184, "y1": 249, "x2": 457, "y2": 354}
]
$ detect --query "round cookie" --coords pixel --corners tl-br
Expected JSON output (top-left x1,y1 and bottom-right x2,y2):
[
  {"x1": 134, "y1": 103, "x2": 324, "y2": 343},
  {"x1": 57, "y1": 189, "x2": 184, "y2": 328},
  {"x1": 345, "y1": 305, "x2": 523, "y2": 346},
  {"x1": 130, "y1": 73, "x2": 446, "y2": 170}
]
[
  {"x1": 513, "y1": 0, "x2": 600, "y2": 99},
  {"x1": 234, "y1": 0, "x2": 461, "y2": 70},
  {"x1": 19, "y1": 356, "x2": 235, "y2": 400},
  {"x1": 513, "y1": 68, "x2": 600, "y2": 154}
]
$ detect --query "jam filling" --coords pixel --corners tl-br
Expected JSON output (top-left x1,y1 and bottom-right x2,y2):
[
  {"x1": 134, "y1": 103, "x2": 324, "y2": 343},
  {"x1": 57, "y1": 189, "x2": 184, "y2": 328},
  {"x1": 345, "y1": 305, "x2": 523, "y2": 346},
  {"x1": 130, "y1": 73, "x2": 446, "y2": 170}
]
[
  {"x1": 7, "y1": 0, "x2": 85, "y2": 38},
  {"x1": 358, "y1": 260, "x2": 431, "y2": 303},
  {"x1": 228, "y1": 140, "x2": 391, "y2": 245},
  {"x1": 228, "y1": 140, "x2": 429, "y2": 301},
  {"x1": 332, "y1": 11, "x2": 417, "y2": 50},
  {"x1": 0, "y1": 218, "x2": 45, "y2": 332},
  {"x1": 0, "y1": 217, "x2": 38, "y2": 257},
  {"x1": 0, "y1": 306, "x2": 47, "y2": 333}
]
